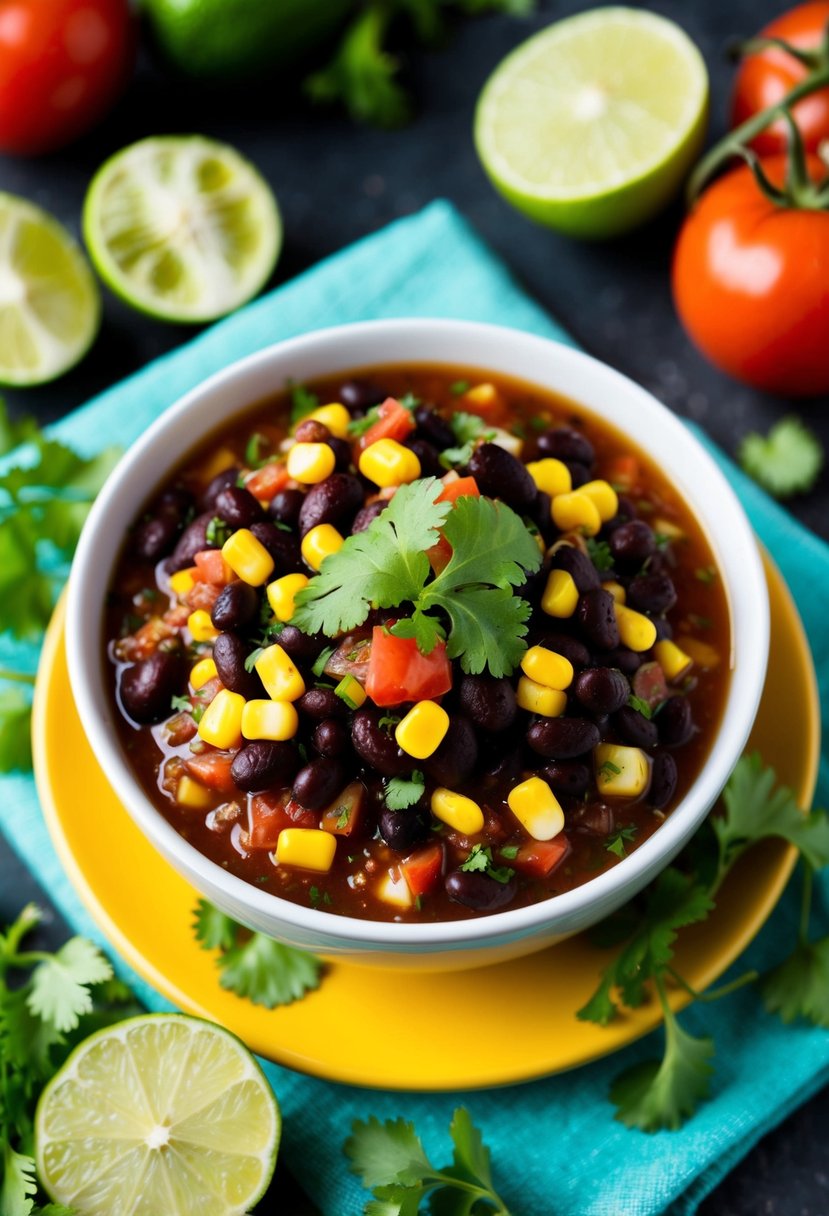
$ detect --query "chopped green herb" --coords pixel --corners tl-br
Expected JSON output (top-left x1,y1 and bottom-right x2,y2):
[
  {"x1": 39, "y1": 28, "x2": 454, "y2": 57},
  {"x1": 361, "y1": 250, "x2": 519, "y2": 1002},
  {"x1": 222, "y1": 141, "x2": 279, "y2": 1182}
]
[
  {"x1": 244, "y1": 432, "x2": 268, "y2": 467},
  {"x1": 500, "y1": 844, "x2": 519, "y2": 860},
  {"x1": 335, "y1": 673, "x2": 364, "y2": 710},
  {"x1": 384, "y1": 771, "x2": 425, "y2": 811},
  {"x1": 170, "y1": 694, "x2": 192, "y2": 714},
  {"x1": 599, "y1": 760, "x2": 622, "y2": 778},
  {"x1": 605, "y1": 825, "x2": 638, "y2": 859},
  {"x1": 460, "y1": 844, "x2": 515, "y2": 884},
  {"x1": 273, "y1": 520, "x2": 292, "y2": 532},
  {"x1": 308, "y1": 886, "x2": 333, "y2": 909},
  {"x1": 739, "y1": 416, "x2": 823, "y2": 499},
  {"x1": 627, "y1": 695, "x2": 653, "y2": 720},
  {"x1": 378, "y1": 714, "x2": 401, "y2": 731},
  {"x1": 335, "y1": 806, "x2": 350, "y2": 830},
  {"x1": 397, "y1": 392, "x2": 421, "y2": 411},
  {"x1": 688, "y1": 613, "x2": 712, "y2": 631},
  {"x1": 194, "y1": 899, "x2": 322, "y2": 1005},
  {"x1": 530, "y1": 414, "x2": 549, "y2": 432},
  {"x1": 450, "y1": 380, "x2": 470, "y2": 395},
  {"x1": 654, "y1": 532, "x2": 672, "y2": 552},
  {"x1": 586, "y1": 537, "x2": 614, "y2": 572},
  {"x1": 695, "y1": 566, "x2": 717, "y2": 585},
  {"x1": 244, "y1": 647, "x2": 264, "y2": 673},
  {"x1": 205, "y1": 516, "x2": 231, "y2": 547},
  {"x1": 438, "y1": 411, "x2": 496, "y2": 469},
  {"x1": 289, "y1": 382, "x2": 319, "y2": 425},
  {"x1": 311, "y1": 645, "x2": 336, "y2": 678}
]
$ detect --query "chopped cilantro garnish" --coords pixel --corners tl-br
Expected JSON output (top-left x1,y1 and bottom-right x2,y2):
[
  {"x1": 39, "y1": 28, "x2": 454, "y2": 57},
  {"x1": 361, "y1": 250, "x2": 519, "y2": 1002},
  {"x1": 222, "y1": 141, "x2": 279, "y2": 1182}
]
[
  {"x1": 695, "y1": 566, "x2": 717, "y2": 585},
  {"x1": 605, "y1": 825, "x2": 638, "y2": 858},
  {"x1": 598, "y1": 760, "x2": 622, "y2": 778},
  {"x1": 586, "y1": 537, "x2": 614, "y2": 572},
  {"x1": 688, "y1": 613, "x2": 712, "y2": 630},
  {"x1": 335, "y1": 805, "x2": 350, "y2": 830},
  {"x1": 439, "y1": 411, "x2": 496, "y2": 469},
  {"x1": 311, "y1": 645, "x2": 336, "y2": 678},
  {"x1": 244, "y1": 432, "x2": 268, "y2": 467},
  {"x1": 244, "y1": 647, "x2": 264, "y2": 673},
  {"x1": 450, "y1": 379, "x2": 470, "y2": 395},
  {"x1": 460, "y1": 844, "x2": 515, "y2": 884},
  {"x1": 309, "y1": 886, "x2": 332, "y2": 909},
  {"x1": 205, "y1": 516, "x2": 231, "y2": 547},
  {"x1": 384, "y1": 771, "x2": 425, "y2": 810},
  {"x1": 170, "y1": 694, "x2": 192, "y2": 714},
  {"x1": 194, "y1": 899, "x2": 322, "y2": 1004},
  {"x1": 289, "y1": 382, "x2": 319, "y2": 425},
  {"x1": 378, "y1": 713, "x2": 401, "y2": 731},
  {"x1": 739, "y1": 416, "x2": 823, "y2": 499},
  {"x1": 397, "y1": 392, "x2": 421, "y2": 411},
  {"x1": 654, "y1": 532, "x2": 672, "y2": 552},
  {"x1": 500, "y1": 844, "x2": 519, "y2": 860},
  {"x1": 627, "y1": 695, "x2": 653, "y2": 719}
]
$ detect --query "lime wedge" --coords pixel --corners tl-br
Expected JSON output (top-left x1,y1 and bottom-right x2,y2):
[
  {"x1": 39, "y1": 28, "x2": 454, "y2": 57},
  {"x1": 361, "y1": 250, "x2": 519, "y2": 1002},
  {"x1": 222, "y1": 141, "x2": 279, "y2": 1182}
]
[
  {"x1": 0, "y1": 193, "x2": 100, "y2": 385},
  {"x1": 474, "y1": 7, "x2": 709, "y2": 238},
  {"x1": 83, "y1": 136, "x2": 281, "y2": 323},
  {"x1": 35, "y1": 1013, "x2": 280, "y2": 1216}
]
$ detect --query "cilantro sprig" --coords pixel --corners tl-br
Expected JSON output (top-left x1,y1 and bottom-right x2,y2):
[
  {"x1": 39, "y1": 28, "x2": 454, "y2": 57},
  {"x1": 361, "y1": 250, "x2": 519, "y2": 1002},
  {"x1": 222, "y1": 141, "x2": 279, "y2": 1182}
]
[
  {"x1": 438, "y1": 411, "x2": 495, "y2": 469},
  {"x1": 738, "y1": 416, "x2": 823, "y2": 499},
  {"x1": 384, "y1": 771, "x2": 425, "y2": 810},
  {"x1": 461, "y1": 844, "x2": 515, "y2": 885},
  {"x1": 292, "y1": 478, "x2": 542, "y2": 677}
]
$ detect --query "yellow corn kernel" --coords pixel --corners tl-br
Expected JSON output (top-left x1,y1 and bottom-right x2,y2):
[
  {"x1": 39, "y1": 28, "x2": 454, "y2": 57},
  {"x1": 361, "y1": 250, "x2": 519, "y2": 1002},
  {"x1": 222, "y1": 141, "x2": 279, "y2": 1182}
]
[
  {"x1": 595, "y1": 743, "x2": 650, "y2": 798},
  {"x1": 169, "y1": 567, "x2": 196, "y2": 598},
  {"x1": 516, "y1": 677, "x2": 567, "y2": 718},
  {"x1": 188, "y1": 609, "x2": 219, "y2": 642},
  {"x1": 541, "y1": 568, "x2": 579, "y2": 618},
  {"x1": 190, "y1": 657, "x2": 217, "y2": 690},
  {"x1": 653, "y1": 517, "x2": 685, "y2": 541},
  {"x1": 286, "y1": 441, "x2": 336, "y2": 485},
  {"x1": 520, "y1": 645, "x2": 574, "y2": 691},
  {"x1": 275, "y1": 828, "x2": 337, "y2": 873},
  {"x1": 301, "y1": 523, "x2": 344, "y2": 571},
  {"x1": 508, "y1": 776, "x2": 565, "y2": 841},
  {"x1": 431, "y1": 788, "x2": 484, "y2": 835},
  {"x1": 222, "y1": 528, "x2": 275, "y2": 587},
  {"x1": 176, "y1": 775, "x2": 214, "y2": 809},
  {"x1": 676, "y1": 635, "x2": 721, "y2": 670},
  {"x1": 198, "y1": 446, "x2": 238, "y2": 484},
  {"x1": 551, "y1": 491, "x2": 602, "y2": 537},
  {"x1": 308, "y1": 403, "x2": 350, "y2": 439},
  {"x1": 377, "y1": 868, "x2": 413, "y2": 909},
  {"x1": 654, "y1": 639, "x2": 693, "y2": 682},
  {"x1": 465, "y1": 382, "x2": 499, "y2": 408},
  {"x1": 616, "y1": 603, "x2": 658, "y2": 652},
  {"x1": 395, "y1": 701, "x2": 450, "y2": 760},
  {"x1": 254, "y1": 644, "x2": 306, "y2": 702},
  {"x1": 197, "y1": 689, "x2": 245, "y2": 750},
  {"x1": 580, "y1": 479, "x2": 619, "y2": 522},
  {"x1": 359, "y1": 438, "x2": 421, "y2": 488},
  {"x1": 603, "y1": 580, "x2": 627, "y2": 605},
  {"x1": 266, "y1": 572, "x2": 309, "y2": 622},
  {"x1": 241, "y1": 699, "x2": 299, "y2": 741},
  {"x1": 525, "y1": 458, "x2": 572, "y2": 499}
]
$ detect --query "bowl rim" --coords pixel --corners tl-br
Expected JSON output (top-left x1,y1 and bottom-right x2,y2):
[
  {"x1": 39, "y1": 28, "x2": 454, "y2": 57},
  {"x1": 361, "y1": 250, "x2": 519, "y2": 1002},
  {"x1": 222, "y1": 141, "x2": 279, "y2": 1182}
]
[{"x1": 66, "y1": 318, "x2": 770, "y2": 948}]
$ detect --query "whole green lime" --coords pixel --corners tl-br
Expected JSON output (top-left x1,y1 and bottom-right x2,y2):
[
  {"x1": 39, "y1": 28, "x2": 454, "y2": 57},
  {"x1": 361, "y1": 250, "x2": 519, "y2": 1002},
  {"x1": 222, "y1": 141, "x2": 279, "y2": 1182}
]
[{"x1": 145, "y1": 0, "x2": 354, "y2": 78}]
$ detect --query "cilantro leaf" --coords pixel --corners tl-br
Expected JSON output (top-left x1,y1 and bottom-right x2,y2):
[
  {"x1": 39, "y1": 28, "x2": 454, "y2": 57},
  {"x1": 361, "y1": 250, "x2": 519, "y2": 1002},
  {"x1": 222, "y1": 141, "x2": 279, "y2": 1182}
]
[
  {"x1": 27, "y1": 938, "x2": 112, "y2": 1034},
  {"x1": 626, "y1": 695, "x2": 652, "y2": 720},
  {"x1": 610, "y1": 1003, "x2": 714, "y2": 1132},
  {"x1": 192, "y1": 899, "x2": 237, "y2": 952},
  {"x1": 0, "y1": 687, "x2": 33, "y2": 773},
  {"x1": 438, "y1": 411, "x2": 493, "y2": 469},
  {"x1": 305, "y1": 5, "x2": 410, "y2": 128},
  {"x1": 385, "y1": 771, "x2": 425, "y2": 810},
  {"x1": 447, "y1": 1107, "x2": 495, "y2": 1192},
  {"x1": 585, "y1": 538, "x2": 614, "y2": 572},
  {"x1": 762, "y1": 935, "x2": 829, "y2": 1028},
  {"x1": 346, "y1": 1116, "x2": 433, "y2": 1190},
  {"x1": 739, "y1": 416, "x2": 823, "y2": 499},
  {"x1": 289, "y1": 382, "x2": 319, "y2": 425},
  {"x1": 1, "y1": 1144, "x2": 36, "y2": 1216},
  {"x1": 605, "y1": 825, "x2": 637, "y2": 859},
  {"x1": 460, "y1": 845, "x2": 514, "y2": 884}
]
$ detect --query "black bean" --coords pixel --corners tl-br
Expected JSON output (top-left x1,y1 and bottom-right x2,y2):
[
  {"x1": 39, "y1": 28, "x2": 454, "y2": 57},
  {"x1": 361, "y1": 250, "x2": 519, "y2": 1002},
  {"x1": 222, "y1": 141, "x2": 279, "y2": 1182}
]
[
  {"x1": 551, "y1": 544, "x2": 601, "y2": 592},
  {"x1": 531, "y1": 490, "x2": 554, "y2": 541},
  {"x1": 351, "y1": 709, "x2": 411, "y2": 776},
  {"x1": 468, "y1": 443, "x2": 536, "y2": 512},
  {"x1": 291, "y1": 759, "x2": 345, "y2": 811},
  {"x1": 653, "y1": 618, "x2": 674, "y2": 642},
  {"x1": 351, "y1": 502, "x2": 386, "y2": 534},
  {"x1": 445, "y1": 870, "x2": 517, "y2": 911},
  {"x1": 249, "y1": 521, "x2": 302, "y2": 574},
  {"x1": 297, "y1": 687, "x2": 346, "y2": 719},
  {"x1": 458, "y1": 675, "x2": 517, "y2": 733},
  {"x1": 215, "y1": 485, "x2": 265, "y2": 530},
  {"x1": 605, "y1": 496, "x2": 638, "y2": 531},
  {"x1": 577, "y1": 588, "x2": 620, "y2": 650},
  {"x1": 338, "y1": 379, "x2": 386, "y2": 413},
  {"x1": 602, "y1": 646, "x2": 642, "y2": 676},
  {"x1": 612, "y1": 705, "x2": 659, "y2": 748},
  {"x1": 481, "y1": 744, "x2": 525, "y2": 785},
  {"x1": 527, "y1": 716, "x2": 600, "y2": 759},
  {"x1": 313, "y1": 718, "x2": 349, "y2": 758},
  {"x1": 279, "y1": 626, "x2": 327, "y2": 663},
  {"x1": 414, "y1": 405, "x2": 454, "y2": 449},
  {"x1": 134, "y1": 513, "x2": 182, "y2": 561},
  {"x1": 610, "y1": 520, "x2": 656, "y2": 567},
  {"x1": 168, "y1": 511, "x2": 217, "y2": 572},
  {"x1": 294, "y1": 419, "x2": 330, "y2": 443},
  {"x1": 119, "y1": 652, "x2": 184, "y2": 724},
  {"x1": 534, "y1": 632, "x2": 592, "y2": 670},
  {"x1": 210, "y1": 581, "x2": 259, "y2": 632},
  {"x1": 405, "y1": 437, "x2": 442, "y2": 478},
  {"x1": 627, "y1": 572, "x2": 677, "y2": 615},
  {"x1": 649, "y1": 753, "x2": 678, "y2": 808},
  {"x1": 200, "y1": 467, "x2": 240, "y2": 511},
  {"x1": 379, "y1": 805, "x2": 432, "y2": 852},
  {"x1": 573, "y1": 667, "x2": 629, "y2": 714},
  {"x1": 542, "y1": 761, "x2": 590, "y2": 797},
  {"x1": 565, "y1": 461, "x2": 591, "y2": 489},
  {"x1": 658, "y1": 696, "x2": 694, "y2": 747},
  {"x1": 329, "y1": 437, "x2": 353, "y2": 471},
  {"x1": 269, "y1": 488, "x2": 304, "y2": 529},
  {"x1": 231, "y1": 742, "x2": 298, "y2": 792},
  {"x1": 425, "y1": 716, "x2": 478, "y2": 788},
  {"x1": 537, "y1": 427, "x2": 595, "y2": 467},
  {"x1": 212, "y1": 632, "x2": 262, "y2": 699},
  {"x1": 158, "y1": 486, "x2": 194, "y2": 516},
  {"x1": 298, "y1": 473, "x2": 364, "y2": 536}
]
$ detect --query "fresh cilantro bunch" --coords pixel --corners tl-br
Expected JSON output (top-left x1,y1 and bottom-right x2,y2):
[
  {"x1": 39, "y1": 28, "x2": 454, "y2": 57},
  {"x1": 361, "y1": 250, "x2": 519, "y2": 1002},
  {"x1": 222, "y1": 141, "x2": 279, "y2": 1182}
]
[
  {"x1": 291, "y1": 477, "x2": 542, "y2": 678},
  {"x1": 579, "y1": 754, "x2": 829, "y2": 1132},
  {"x1": 193, "y1": 900, "x2": 323, "y2": 1008},
  {"x1": 738, "y1": 416, "x2": 823, "y2": 499},
  {"x1": 0, "y1": 904, "x2": 138, "y2": 1214},
  {"x1": 345, "y1": 1107, "x2": 514, "y2": 1214}
]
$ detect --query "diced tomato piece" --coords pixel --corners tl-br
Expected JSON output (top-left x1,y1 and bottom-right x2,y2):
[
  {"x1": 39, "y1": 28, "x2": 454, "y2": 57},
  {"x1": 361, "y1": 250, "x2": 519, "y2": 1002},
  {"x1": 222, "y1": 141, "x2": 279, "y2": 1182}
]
[
  {"x1": 633, "y1": 661, "x2": 669, "y2": 710},
  {"x1": 365, "y1": 627, "x2": 452, "y2": 707},
  {"x1": 436, "y1": 476, "x2": 479, "y2": 505},
  {"x1": 283, "y1": 798, "x2": 319, "y2": 827},
  {"x1": 193, "y1": 550, "x2": 228, "y2": 586},
  {"x1": 509, "y1": 837, "x2": 570, "y2": 879},
  {"x1": 400, "y1": 842, "x2": 444, "y2": 896},
  {"x1": 321, "y1": 781, "x2": 366, "y2": 837},
  {"x1": 248, "y1": 793, "x2": 317, "y2": 850},
  {"x1": 166, "y1": 712, "x2": 198, "y2": 747},
  {"x1": 426, "y1": 535, "x2": 453, "y2": 575},
  {"x1": 246, "y1": 461, "x2": 290, "y2": 501},
  {"x1": 121, "y1": 616, "x2": 177, "y2": 660},
  {"x1": 184, "y1": 751, "x2": 237, "y2": 797},
  {"x1": 605, "y1": 455, "x2": 640, "y2": 493},
  {"x1": 356, "y1": 397, "x2": 416, "y2": 453},
  {"x1": 186, "y1": 581, "x2": 220, "y2": 612}
]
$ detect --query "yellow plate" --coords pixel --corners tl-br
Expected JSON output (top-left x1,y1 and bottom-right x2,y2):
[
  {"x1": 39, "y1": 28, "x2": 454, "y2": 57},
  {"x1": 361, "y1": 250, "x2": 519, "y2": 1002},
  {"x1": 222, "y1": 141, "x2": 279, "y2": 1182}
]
[{"x1": 32, "y1": 551, "x2": 819, "y2": 1091}]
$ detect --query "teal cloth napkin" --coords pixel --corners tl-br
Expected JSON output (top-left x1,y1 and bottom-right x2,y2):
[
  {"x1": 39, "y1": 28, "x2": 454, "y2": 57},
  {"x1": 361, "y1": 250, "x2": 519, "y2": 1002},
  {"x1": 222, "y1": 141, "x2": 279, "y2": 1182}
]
[{"x1": 2, "y1": 200, "x2": 828, "y2": 1216}]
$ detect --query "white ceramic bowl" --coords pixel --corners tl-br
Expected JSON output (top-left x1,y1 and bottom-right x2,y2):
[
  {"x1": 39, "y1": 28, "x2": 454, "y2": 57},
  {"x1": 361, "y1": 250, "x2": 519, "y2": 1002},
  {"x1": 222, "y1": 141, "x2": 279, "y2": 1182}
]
[{"x1": 66, "y1": 320, "x2": 769, "y2": 971}]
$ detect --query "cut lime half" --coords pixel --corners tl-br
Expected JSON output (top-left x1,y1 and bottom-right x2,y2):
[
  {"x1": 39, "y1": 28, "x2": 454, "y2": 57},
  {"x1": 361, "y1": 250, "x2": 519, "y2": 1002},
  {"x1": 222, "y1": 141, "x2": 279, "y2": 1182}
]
[
  {"x1": 83, "y1": 135, "x2": 281, "y2": 323},
  {"x1": 35, "y1": 1013, "x2": 280, "y2": 1216},
  {"x1": 0, "y1": 193, "x2": 100, "y2": 385},
  {"x1": 474, "y1": 7, "x2": 709, "y2": 238}
]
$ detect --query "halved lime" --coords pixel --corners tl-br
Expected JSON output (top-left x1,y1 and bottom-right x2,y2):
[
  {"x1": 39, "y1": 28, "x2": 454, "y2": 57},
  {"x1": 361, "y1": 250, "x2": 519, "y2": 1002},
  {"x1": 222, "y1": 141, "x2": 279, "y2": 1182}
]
[
  {"x1": 474, "y1": 7, "x2": 709, "y2": 238},
  {"x1": 35, "y1": 1013, "x2": 280, "y2": 1216},
  {"x1": 83, "y1": 136, "x2": 281, "y2": 323},
  {"x1": 0, "y1": 193, "x2": 100, "y2": 385}
]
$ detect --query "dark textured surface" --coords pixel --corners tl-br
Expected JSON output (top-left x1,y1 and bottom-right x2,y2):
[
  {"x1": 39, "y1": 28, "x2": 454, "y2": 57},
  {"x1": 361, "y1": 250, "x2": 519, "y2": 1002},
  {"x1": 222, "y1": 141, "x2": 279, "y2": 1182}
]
[{"x1": 1, "y1": 1, "x2": 827, "y2": 1212}]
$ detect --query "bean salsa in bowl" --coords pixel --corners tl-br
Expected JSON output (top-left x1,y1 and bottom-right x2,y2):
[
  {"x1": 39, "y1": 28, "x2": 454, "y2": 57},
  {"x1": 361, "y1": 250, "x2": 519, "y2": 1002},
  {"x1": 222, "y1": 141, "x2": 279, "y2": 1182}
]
[{"x1": 104, "y1": 362, "x2": 731, "y2": 925}]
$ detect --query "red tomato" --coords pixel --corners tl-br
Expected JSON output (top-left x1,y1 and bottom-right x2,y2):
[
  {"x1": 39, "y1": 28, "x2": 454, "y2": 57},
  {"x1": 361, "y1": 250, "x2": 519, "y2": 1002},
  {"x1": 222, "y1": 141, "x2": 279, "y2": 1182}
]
[
  {"x1": 672, "y1": 155, "x2": 829, "y2": 396},
  {"x1": 400, "y1": 843, "x2": 444, "y2": 897},
  {"x1": 731, "y1": 2, "x2": 829, "y2": 154},
  {"x1": 0, "y1": 0, "x2": 134, "y2": 155},
  {"x1": 510, "y1": 837, "x2": 570, "y2": 879},
  {"x1": 249, "y1": 793, "x2": 316, "y2": 849},
  {"x1": 184, "y1": 752, "x2": 236, "y2": 797},
  {"x1": 435, "y1": 476, "x2": 480, "y2": 505},
  {"x1": 192, "y1": 550, "x2": 228, "y2": 586},
  {"x1": 246, "y1": 461, "x2": 290, "y2": 501},
  {"x1": 355, "y1": 397, "x2": 415, "y2": 453},
  {"x1": 364, "y1": 627, "x2": 452, "y2": 707}
]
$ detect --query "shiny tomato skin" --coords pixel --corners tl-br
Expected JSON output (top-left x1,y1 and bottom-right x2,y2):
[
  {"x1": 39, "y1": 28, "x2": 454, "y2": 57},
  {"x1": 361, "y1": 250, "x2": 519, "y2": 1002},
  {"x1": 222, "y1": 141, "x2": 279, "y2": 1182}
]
[
  {"x1": 731, "y1": 2, "x2": 829, "y2": 154},
  {"x1": 365, "y1": 628, "x2": 452, "y2": 707},
  {"x1": 673, "y1": 155, "x2": 829, "y2": 397},
  {"x1": 0, "y1": 0, "x2": 134, "y2": 155}
]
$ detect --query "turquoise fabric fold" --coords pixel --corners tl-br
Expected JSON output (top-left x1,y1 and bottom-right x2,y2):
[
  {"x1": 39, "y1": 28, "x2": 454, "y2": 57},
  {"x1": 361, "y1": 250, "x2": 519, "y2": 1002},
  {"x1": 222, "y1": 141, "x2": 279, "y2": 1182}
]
[{"x1": 1, "y1": 200, "x2": 827, "y2": 1216}]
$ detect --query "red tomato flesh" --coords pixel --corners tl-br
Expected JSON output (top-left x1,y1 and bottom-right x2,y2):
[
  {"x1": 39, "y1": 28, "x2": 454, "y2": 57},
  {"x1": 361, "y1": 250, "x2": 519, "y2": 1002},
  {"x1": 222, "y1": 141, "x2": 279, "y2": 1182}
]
[
  {"x1": 400, "y1": 842, "x2": 444, "y2": 896},
  {"x1": 364, "y1": 627, "x2": 452, "y2": 707},
  {"x1": 436, "y1": 476, "x2": 480, "y2": 504},
  {"x1": 184, "y1": 751, "x2": 237, "y2": 797},
  {"x1": 510, "y1": 837, "x2": 570, "y2": 879},
  {"x1": 355, "y1": 397, "x2": 415, "y2": 453}
]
